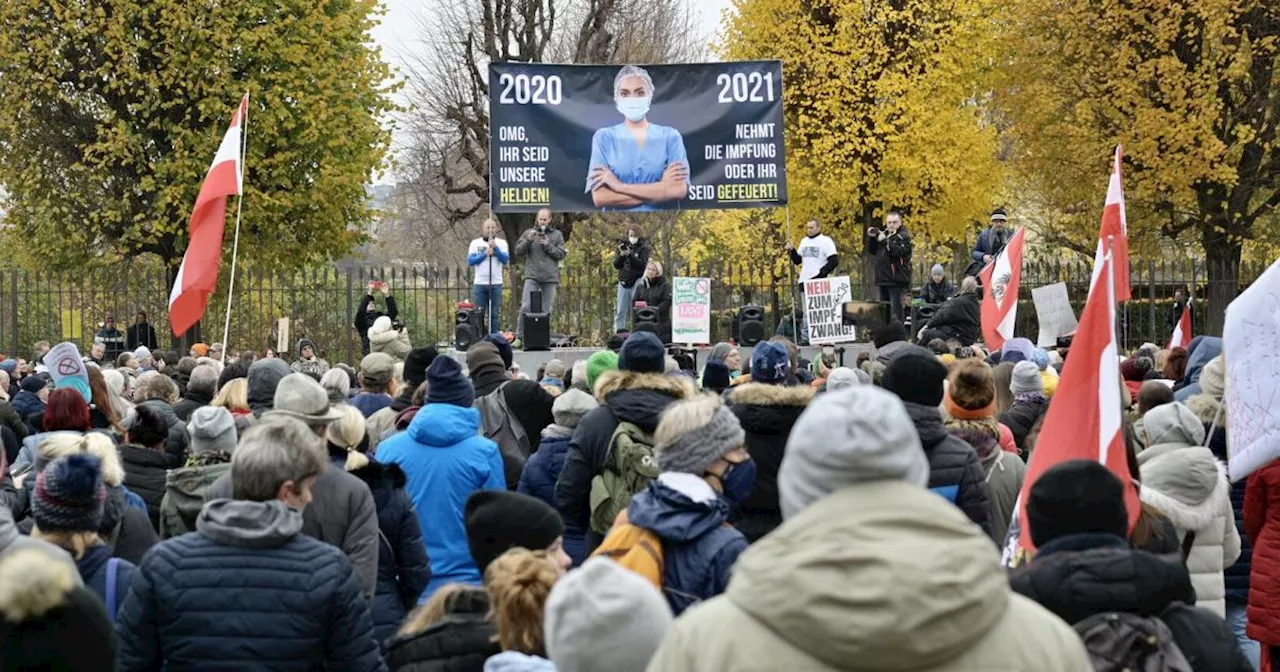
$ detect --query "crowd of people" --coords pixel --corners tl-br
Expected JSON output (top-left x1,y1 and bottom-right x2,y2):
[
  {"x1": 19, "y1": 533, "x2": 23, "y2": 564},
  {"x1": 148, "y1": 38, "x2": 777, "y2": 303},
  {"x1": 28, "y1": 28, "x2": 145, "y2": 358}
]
[{"x1": 0, "y1": 313, "x2": 1268, "y2": 671}]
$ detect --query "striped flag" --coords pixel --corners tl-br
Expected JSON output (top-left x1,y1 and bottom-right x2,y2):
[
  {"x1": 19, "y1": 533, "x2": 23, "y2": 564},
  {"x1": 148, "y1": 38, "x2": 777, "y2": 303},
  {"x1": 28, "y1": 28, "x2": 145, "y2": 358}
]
[
  {"x1": 1090, "y1": 145, "x2": 1131, "y2": 302},
  {"x1": 1003, "y1": 244, "x2": 1139, "y2": 565},
  {"x1": 1168, "y1": 303, "x2": 1192, "y2": 350},
  {"x1": 979, "y1": 227, "x2": 1025, "y2": 350},
  {"x1": 169, "y1": 95, "x2": 249, "y2": 337}
]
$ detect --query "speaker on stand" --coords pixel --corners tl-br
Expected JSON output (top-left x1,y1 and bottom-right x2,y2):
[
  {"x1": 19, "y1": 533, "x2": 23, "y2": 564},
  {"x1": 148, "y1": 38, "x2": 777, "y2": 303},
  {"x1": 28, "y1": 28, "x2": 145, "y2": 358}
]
[
  {"x1": 735, "y1": 305, "x2": 766, "y2": 346},
  {"x1": 633, "y1": 307, "x2": 660, "y2": 337},
  {"x1": 454, "y1": 308, "x2": 485, "y2": 350}
]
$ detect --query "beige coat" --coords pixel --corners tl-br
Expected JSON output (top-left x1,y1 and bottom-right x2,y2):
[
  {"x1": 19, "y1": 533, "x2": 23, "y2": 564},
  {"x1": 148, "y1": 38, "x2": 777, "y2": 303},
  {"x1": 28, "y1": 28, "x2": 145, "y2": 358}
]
[{"x1": 646, "y1": 481, "x2": 1091, "y2": 672}]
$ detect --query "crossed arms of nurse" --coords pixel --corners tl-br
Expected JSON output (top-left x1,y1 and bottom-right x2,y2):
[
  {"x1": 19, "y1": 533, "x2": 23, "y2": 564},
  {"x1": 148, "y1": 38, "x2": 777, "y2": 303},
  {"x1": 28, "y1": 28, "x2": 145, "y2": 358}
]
[{"x1": 588, "y1": 161, "x2": 688, "y2": 208}]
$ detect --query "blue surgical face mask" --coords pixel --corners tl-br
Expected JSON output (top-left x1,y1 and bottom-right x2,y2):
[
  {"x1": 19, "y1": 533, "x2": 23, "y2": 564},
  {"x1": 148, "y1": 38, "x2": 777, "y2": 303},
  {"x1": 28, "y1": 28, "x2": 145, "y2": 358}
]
[
  {"x1": 717, "y1": 458, "x2": 757, "y2": 505},
  {"x1": 616, "y1": 96, "x2": 651, "y2": 122}
]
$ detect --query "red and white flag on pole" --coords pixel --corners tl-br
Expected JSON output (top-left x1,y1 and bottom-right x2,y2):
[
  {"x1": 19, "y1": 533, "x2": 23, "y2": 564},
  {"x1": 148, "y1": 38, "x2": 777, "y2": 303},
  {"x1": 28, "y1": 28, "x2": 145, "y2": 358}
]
[
  {"x1": 1090, "y1": 145, "x2": 1131, "y2": 302},
  {"x1": 1002, "y1": 242, "x2": 1139, "y2": 565},
  {"x1": 1168, "y1": 303, "x2": 1192, "y2": 349},
  {"x1": 169, "y1": 95, "x2": 249, "y2": 337},
  {"x1": 979, "y1": 227, "x2": 1026, "y2": 350}
]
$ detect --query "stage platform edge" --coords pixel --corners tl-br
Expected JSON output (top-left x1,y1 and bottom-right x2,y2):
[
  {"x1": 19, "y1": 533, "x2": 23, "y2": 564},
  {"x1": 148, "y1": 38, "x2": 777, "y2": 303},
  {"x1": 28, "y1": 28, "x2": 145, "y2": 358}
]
[{"x1": 442, "y1": 342, "x2": 875, "y2": 374}]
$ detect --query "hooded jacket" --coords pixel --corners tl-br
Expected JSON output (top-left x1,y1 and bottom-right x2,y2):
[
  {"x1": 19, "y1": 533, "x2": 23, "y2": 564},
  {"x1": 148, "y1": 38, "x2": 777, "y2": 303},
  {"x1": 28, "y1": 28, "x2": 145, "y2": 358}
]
[
  {"x1": 130, "y1": 399, "x2": 189, "y2": 467},
  {"x1": 626, "y1": 473, "x2": 748, "y2": 616},
  {"x1": 247, "y1": 358, "x2": 291, "y2": 417},
  {"x1": 1174, "y1": 336, "x2": 1222, "y2": 401},
  {"x1": 118, "y1": 444, "x2": 170, "y2": 531},
  {"x1": 1138, "y1": 403, "x2": 1240, "y2": 617},
  {"x1": 999, "y1": 394, "x2": 1048, "y2": 453},
  {"x1": 370, "y1": 318, "x2": 413, "y2": 363},
  {"x1": 115, "y1": 499, "x2": 386, "y2": 671},
  {"x1": 11, "y1": 389, "x2": 46, "y2": 434},
  {"x1": 159, "y1": 454, "x2": 232, "y2": 539},
  {"x1": 77, "y1": 543, "x2": 136, "y2": 620},
  {"x1": 356, "y1": 294, "x2": 400, "y2": 354},
  {"x1": 385, "y1": 591, "x2": 499, "y2": 672},
  {"x1": 348, "y1": 460, "x2": 432, "y2": 647},
  {"x1": 376, "y1": 402, "x2": 506, "y2": 596},
  {"x1": 727, "y1": 383, "x2": 813, "y2": 543},
  {"x1": 1011, "y1": 533, "x2": 1250, "y2": 671},
  {"x1": 922, "y1": 292, "x2": 981, "y2": 345},
  {"x1": 945, "y1": 417, "x2": 1025, "y2": 544},
  {"x1": 904, "y1": 401, "x2": 994, "y2": 540},
  {"x1": 290, "y1": 339, "x2": 331, "y2": 378},
  {"x1": 518, "y1": 423, "x2": 586, "y2": 565},
  {"x1": 172, "y1": 386, "x2": 213, "y2": 422},
  {"x1": 647, "y1": 482, "x2": 1092, "y2": 672},
  {"x1": 553, "y1": 371, "x2": 695, "y2": 555}
]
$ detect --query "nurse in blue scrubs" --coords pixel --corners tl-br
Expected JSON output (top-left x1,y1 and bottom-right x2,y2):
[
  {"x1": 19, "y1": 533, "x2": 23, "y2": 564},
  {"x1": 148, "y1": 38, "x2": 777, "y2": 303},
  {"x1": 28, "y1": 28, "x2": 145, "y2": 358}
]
[{"x1": 586, "y1": 65, "x2": 689, "y2": 211}]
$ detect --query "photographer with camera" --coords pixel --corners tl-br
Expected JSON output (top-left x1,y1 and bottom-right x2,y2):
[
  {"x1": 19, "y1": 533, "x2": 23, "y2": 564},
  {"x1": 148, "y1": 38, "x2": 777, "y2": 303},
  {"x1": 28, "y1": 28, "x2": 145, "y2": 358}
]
[
  {"x1": 354, "y1": 280, "x2": 398, "y2": 356},
  {"x1": 467, "y1": 218, "x2": 510, "y2": 334},
  {"x1": 612, "y1": 224, "x2": 650, "y2": 333}
]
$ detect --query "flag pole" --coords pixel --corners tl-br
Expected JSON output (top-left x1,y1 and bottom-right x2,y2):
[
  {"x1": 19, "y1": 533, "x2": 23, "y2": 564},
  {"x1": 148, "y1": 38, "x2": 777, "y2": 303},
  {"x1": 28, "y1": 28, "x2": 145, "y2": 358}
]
[
  {"x1": 220, "y1": 93, "x2": 249, "y2": 363},
  {"x1": 786, "y1": 206, "x2": 798, "y2": 342}
]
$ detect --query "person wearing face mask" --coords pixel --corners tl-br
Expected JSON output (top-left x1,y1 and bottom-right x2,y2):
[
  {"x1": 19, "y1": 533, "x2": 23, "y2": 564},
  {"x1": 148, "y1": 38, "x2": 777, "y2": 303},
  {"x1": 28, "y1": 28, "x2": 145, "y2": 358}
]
[
  {"x1": 613, "y1": 225, "x2": 651, "y2": 333},
  {"x1": 514, "y1": 209, "x2": 568, "y2": 345},
  {"x1": 593, "y1": 393, "x2": 750, "y2": 616},
  {"x1": 585, "y1": 65, "x2": 689, "y2": 212},
  {"x1": 467, "y1": 218, "x2": 510, "y2": 334}
]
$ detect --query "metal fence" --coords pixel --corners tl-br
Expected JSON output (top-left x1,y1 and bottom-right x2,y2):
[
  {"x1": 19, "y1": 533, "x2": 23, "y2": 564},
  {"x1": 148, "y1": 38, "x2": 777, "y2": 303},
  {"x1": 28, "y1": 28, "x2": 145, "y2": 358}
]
[{"x1": 0, "y1": 257, "x2": 1259, "y2": 365}]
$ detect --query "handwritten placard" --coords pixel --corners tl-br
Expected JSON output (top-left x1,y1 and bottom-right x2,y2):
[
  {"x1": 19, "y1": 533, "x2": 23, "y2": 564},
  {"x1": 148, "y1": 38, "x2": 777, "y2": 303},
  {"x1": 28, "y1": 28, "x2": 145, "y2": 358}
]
[
  {"x1": 805, "y1": 275, "x2": 858, "y2": 345},
  {"x1": 1031, "y1": 282, "x2": 1078, "y2": 348},
  {"x1": 672, "y1": 277, "x2": 711, "y2": 345},
  {"x1": 1226, "y1": 259, "x2": 1280, "y2": 482}
]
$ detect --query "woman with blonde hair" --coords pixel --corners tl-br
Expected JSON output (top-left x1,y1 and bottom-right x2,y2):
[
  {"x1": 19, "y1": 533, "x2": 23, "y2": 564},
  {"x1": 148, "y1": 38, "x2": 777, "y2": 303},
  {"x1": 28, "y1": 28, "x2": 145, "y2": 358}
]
[
  {"x1": 483, "y1": 548, "x2": 562, "y2": 670},
  {"x1": 330, "y1": 405, "x2": 432, "y2": 647},
  {"x1": 387, "y1": 583, "x2": 499, "y2": 670},
  {"x1": 631, "y1": 261, "x2": 672, "y2": 343},
  {"x1": 34, "y1": 432, "x2": 156, "y2": 563},
  {"x1": 212, "y1": 377, "x2": 252, "y2": 435}
]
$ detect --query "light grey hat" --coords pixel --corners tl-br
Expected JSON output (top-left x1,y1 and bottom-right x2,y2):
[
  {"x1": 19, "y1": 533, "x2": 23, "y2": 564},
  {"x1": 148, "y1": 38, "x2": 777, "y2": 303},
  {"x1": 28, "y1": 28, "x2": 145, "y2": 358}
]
[
  {"x1": 543, "y1": 358, "x2": 567, "y2": 380},
  {"x1": 544, "y1": 557, "x2": 673, "y2": 672},
  {"x1": 188, "y1": 406, "x2": 238, "y2": 455},
  {"x1": 930, "y1": 263, "x2": 945, "y2": 276},
  {"x1": 552, "y1": 388, "x2": 598, "y2": 429},
  {"x1": 825, "y1": 367, "x2": 861, "y2": 391},
  {"x1": 265, "y1": 373, "x2": 344, "y2": 425},
  {"x1": 1010, "y1": 360, "x2": 1044, "y2": 396},
  {"x1": 779, "y1": 386, "x2": 927, "y2": 519}
]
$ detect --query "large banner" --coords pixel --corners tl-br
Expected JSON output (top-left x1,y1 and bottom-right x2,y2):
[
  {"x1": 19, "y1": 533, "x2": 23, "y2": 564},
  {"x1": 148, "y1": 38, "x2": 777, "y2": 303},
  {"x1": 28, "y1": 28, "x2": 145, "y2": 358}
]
[
  {"x1": 1226, "y1": 258, "x2": 1280, "y2": 482},
  {"x1": 489, "y1": 61, "x2": 787, "y2": 213},
  {"x1": 672, "y1": 277, "x2": 711, "y2": 345}
]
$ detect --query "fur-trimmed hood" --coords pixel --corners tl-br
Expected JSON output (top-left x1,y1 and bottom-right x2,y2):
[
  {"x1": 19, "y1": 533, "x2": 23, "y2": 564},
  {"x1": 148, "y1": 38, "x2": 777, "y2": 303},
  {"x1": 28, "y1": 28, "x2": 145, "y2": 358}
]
[
  {"x1": 0, "y1": 547, "x2": 78, "y2": 621},
  {"x1": 1184, "y1": 393, "x2": 1225, "y2": 428},
  {"x1": 347, "y1": 460, "x2": 408, "y2": 510},
  {"x1": 728, "y1": 382, "x2": 814, "y2": 408},
  {"x1": 593, "y1": 370, "x2": 695, "y2": 402}
]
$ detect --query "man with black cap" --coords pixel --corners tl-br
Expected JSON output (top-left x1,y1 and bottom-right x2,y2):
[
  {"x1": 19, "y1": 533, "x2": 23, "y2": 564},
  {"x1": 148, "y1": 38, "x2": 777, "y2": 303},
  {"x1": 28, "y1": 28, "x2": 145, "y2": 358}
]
[
  {"x1": 367, "y1": 346, "x2": 437, "y2": 450},
  {"x1": 882, "y1": 345, "x2": 993, "y2": 540},
  {"x1": 465, "y1": 490, "x2": 571, "y2": 574},
  {"x1": 205, "y1": 373, "x2": 379, "y2": 602},
  {"x1": 1011, "y1": 459, "x2": 1249, "y2": 670},
  {"x1": 969, "y1": 208, "x2": 1012, "y2": 275},
  {"x1": 554, "y1": 332, "x2": 695, "y2": 556}
]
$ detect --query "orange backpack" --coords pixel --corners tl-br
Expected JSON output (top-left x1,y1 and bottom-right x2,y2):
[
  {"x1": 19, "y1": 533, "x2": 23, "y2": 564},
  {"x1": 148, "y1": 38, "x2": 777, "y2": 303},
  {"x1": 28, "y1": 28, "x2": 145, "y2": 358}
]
[{"x1": 591, "y1": 510, "x2": 665, "y2": 590}]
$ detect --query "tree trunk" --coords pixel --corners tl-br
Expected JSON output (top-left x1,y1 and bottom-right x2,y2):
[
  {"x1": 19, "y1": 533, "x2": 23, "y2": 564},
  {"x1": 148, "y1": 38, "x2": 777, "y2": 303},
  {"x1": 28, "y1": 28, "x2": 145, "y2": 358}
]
[
  {"x1": 1202, "y1": 226, "x2": 1241, "y2": 337},
  {"x1": 859, "y1": 202, "x2": 879, "y2": 299}
]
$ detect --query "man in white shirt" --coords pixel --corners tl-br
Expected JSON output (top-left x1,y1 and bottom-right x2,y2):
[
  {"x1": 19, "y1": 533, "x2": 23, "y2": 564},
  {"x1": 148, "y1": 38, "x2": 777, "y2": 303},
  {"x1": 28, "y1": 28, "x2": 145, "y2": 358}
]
[
  {"x1": 467, "y1": 218, "x2": 509, "y2": 333},
  {"x1": 786, "y1": 220, "x2": 839, "y2": 344}
]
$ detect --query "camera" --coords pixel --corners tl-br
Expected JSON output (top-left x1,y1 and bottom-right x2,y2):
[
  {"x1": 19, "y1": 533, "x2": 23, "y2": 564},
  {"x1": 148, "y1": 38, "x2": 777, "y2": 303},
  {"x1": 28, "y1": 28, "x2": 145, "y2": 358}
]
[{"x1": 392, "y1": 319, "x2": 405, "y2": 331}]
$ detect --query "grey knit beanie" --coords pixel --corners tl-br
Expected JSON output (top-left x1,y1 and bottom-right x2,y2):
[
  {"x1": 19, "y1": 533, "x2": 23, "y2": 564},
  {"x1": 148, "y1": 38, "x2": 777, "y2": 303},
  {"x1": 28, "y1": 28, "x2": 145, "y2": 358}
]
[
  {"x1": 1010, "y1": 360, "x2": 1044, "y2": 396},
  {"x1": 544, "y1": 557, "x2": 673, "y2": 672},
  {"x1": 655, "y1": 401, "x2": 745, "y2": 475},
  {"x1": 552, "y1": 388, "x2": 598, "y2": 429}
]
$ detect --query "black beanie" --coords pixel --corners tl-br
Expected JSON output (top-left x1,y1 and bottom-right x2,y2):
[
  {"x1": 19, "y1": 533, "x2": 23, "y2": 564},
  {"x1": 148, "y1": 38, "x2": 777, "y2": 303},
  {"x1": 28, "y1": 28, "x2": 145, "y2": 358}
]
[
  {"x1": 871, "y1": 321, "x2": 907, "y2": 349},
  {"x1": 403, "y1": 347, "x2": 438, "y2": 388},
  {"x1": 465, "y1": 490, "x2": 564, "y2": 573},
  {"x1": 882, "y1": 345, "x2": 948, "y2": 407},
  {"x1": 1027, "y1": 459, "x2": 1129, "y2": 548}
]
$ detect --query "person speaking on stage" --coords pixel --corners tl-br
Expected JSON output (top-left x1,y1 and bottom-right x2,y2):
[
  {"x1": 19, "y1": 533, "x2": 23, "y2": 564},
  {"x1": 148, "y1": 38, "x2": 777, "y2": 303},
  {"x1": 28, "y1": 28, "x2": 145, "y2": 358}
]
[
  {"x1": 585, "y1": 65, "x2": 689, "y2": 211},
  {"x1": 787, "y1": 219, "x2": 839, "y2": 285},
  {"x1": 467, "y1": 218, "x2": 510, "y2": 334},
  {"x1": 868, "y1": 211, "x2": 913, "y2": 323},
  {"x1": 514, "y1": 208, "x2": 567, "y2": 344}
]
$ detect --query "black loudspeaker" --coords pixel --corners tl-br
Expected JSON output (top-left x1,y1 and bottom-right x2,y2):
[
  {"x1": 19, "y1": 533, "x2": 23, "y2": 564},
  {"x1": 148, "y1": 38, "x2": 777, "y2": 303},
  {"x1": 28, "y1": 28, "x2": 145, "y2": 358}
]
[
  {"x1": 736, "y1": 305, "x2": 766, "y2": 346},
  {"x1": 455, "y1": 308, "x2": 484, "y2": 350},
  {"x1": 521, "y1": 313, "x2": 550, "y2": 351},
  {"x1": 633, "y1": 307, "x2": 660, "y2": 336}
]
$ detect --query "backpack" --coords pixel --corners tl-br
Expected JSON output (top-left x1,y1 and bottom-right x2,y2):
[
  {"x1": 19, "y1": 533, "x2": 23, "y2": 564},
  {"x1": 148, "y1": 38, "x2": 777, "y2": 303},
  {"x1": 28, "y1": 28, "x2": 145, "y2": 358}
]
[
  {"x1": 105, "y1": 557, "x2": 121, "y2": 622},
  {"x1": 474, "y1": 382, "x2": 530, "y2": 487},
  {"x1": 588, "y1": 421, "x2": 660, "y2": 535},
  {"x1": 591, "y1": 510, "x2": 664, "y2": 590},
  {"x1": 1071, "y1": 612, "x2": 1194, "y2": 672}
]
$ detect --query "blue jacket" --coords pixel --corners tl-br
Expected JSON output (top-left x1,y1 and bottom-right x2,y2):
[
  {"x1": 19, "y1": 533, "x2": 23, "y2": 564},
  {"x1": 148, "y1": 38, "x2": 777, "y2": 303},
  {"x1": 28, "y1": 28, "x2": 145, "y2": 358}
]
[
  {"x1": 78, "y1": 543, "x2": 137, "y2": 621},
  {"x1": 352, "y1": 392, "x2": 395, "y2": 419},
  {"x1": 115, "y1": 499, "x2": 385, "y2": 672},
  {"x1": 348, "y1": 460, "x2": 433, "y2": 648},
  {"x1": 518, "y1": 429, "x2": 585, "y2": 565},
  {"x1": 376, "y1": 402, "x2": 506, "y2": 597},
  {"x1": 971, "y1": 226, "x2": 1012, "y2": 262},
  {"x1": 626, "y1": 475, "x2": 748, "y2": 616},
  {"x1": 10, "y1": 389, "x2": 45, "y2": 434},
  {"x1": 1174, "y1": 336, "x2": 1222, "y2": 402}
]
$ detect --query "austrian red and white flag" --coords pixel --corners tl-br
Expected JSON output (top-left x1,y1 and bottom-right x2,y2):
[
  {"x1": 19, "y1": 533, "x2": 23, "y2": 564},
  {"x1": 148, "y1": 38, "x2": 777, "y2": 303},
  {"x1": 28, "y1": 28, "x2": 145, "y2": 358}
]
[
  {"x1": 979, "y1": 227, "x2": 1026, "y2": 350},
  {"x1": 1168, "y1": 303, "x2": 1192, "y2": 350},
  {"x1": 1090, "y1": 145, "x2": 1132, "y2": 302},
  {"x1": 1002, "y1": 245, "x2": 1139, "y2": 566},
  {"x1": 169, "y1": 95, "x2": 249, "y2": 337}
]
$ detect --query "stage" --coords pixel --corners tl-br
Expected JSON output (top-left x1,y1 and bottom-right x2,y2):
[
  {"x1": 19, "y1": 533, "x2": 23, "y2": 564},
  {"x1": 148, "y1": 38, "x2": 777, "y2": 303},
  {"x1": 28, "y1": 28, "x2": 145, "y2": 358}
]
[{"x1": 440, "y1": 342, "x2": 876, "y2": 376}]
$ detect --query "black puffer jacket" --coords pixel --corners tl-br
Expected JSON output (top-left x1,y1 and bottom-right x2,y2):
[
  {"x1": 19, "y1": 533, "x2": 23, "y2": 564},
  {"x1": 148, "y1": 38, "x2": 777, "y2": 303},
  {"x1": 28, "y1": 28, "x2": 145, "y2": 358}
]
[
  {"x1": 347, "y1": 460, "x2": 432, "y2": 648},
  {"x1": 1010, "y1": 533, "x2": 1251, "y2": 672},
  {"x1": 903, "y1": 401, "x2": 994, "y2": 540},
  {"x1": 118, "y1": 445, "x2": 169, "y2": 531},
  {"x1": 727, "y1": 383, "x2": 813, "y2": 543},
  {"x1": 386, "y1": 592, "x2": 499, "y2": 672},
  {"x1": 870, "y1": 228, "x2": 913, "y2": 287},
  {"x1": 554, "y1": 371, "x2": 695, "y2": 555},
  {"x1": 1000, "y1": 396, "x2": 1049, "y2": 454},
  {"x1": 923, "y1": 292, "x2": 981, "y2": 345}
]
